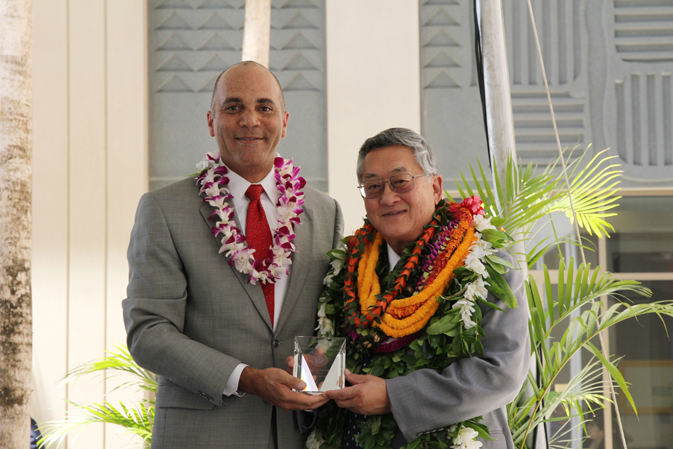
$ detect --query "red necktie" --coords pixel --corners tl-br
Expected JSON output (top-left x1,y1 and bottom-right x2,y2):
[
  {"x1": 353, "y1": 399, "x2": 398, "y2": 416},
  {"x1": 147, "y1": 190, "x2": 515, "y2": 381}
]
[{"x1": 245, "y1": 185, "x2": 275, "y2": 327}]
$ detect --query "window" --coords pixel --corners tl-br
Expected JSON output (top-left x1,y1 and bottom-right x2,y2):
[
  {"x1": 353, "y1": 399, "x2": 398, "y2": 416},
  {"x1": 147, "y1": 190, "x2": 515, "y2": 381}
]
[{"x1": 531, "y1": 192, "x2": 673, "y2": 449}]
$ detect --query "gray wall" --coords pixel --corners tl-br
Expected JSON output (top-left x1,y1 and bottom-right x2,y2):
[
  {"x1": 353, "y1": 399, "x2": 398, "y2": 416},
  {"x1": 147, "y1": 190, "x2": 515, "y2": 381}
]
[
  {"x1": 149, "y1": 0, "x2": 327, "y2": 191},
  {"x1": 149, "y1": 0, "x2": 673, "y2": 191},
  {"x1": 421, "y1": 0, "x2": 673, "y2": 188}
]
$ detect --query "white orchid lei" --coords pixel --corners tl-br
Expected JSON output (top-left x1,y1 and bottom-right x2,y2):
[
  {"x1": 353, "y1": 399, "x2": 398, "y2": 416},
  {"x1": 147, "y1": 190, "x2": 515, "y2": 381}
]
[
  {"x1": 196, "y1": 153, "x2": 306, "y2": 285},
  {"x1": 450, "y1": 424, "x2": 484, "y2": 449},
  {"x1": 452, "y1": 215, "x2": 498, "y2": 330},
  {"x1": 307, "y1": 196, "x2": 518, "y2": 449}
]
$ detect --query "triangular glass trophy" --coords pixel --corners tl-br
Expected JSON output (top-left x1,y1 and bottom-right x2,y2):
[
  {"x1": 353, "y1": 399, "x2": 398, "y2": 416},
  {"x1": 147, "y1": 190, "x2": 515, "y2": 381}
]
[{"x1": 293, "y1": 336, "x2": 346, "y2": 394}]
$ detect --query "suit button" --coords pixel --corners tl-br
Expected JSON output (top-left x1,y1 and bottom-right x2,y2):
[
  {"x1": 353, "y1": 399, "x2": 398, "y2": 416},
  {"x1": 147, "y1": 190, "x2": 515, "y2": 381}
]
[{"x1": 273, "y1": 339, "x2": 280, "y2": 348}]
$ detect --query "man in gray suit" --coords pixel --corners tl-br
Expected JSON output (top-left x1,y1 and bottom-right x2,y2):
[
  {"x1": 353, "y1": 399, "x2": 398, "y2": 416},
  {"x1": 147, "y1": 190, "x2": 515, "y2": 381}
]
[
  {"x1": 325, "y1": 128, "x2": 528, "y2": 448},
  {"x1": 123, "y1": 61, "x2": 342, "y2": 448}
]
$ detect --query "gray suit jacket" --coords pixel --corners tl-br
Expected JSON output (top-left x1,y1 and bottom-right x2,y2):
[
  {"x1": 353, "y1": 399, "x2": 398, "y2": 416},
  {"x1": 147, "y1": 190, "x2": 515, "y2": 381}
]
[
  {"x1": 386, "y1": 253, "x2": 529, "y2": 449},
  {"x1": 123, "y1": 177, "x2": 343, "y2": 449}
]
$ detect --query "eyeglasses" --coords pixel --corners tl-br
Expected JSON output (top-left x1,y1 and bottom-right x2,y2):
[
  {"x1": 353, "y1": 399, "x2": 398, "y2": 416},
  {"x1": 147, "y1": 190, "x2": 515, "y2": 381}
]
[{"x1": 358, "y1": 173, "x2": 428, "y2": 199}]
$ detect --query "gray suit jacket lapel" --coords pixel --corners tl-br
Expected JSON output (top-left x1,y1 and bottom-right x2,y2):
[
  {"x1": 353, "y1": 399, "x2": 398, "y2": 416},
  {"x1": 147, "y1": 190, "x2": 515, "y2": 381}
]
[{"x1": 199, "y1": 201, "x2": 273, "y2": 332}]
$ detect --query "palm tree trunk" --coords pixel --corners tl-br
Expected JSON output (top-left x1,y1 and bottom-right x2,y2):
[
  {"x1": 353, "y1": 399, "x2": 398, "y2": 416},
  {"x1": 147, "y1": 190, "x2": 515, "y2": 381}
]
[
  {"x1": 242, "y1": 0, "x2": 272, "y2": 67},
  {"x1": 0, "y1": 0, "x2": 33, "y2": 447}
]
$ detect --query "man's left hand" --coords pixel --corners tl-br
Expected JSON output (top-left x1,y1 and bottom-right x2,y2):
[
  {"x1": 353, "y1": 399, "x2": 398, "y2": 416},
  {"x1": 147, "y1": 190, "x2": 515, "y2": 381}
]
[{"x1": 324, "y1": 370, "x2": 391, "y2": 415}]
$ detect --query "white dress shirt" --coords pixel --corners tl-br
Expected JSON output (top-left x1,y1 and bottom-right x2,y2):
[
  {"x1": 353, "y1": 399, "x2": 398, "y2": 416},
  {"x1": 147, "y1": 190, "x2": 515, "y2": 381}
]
[
  {"x1": 223, "y1": 166, "x2": 290, "y2": 396},
  {"x1": 387, "y1": 244, "x2": 401, "y2": 273}
]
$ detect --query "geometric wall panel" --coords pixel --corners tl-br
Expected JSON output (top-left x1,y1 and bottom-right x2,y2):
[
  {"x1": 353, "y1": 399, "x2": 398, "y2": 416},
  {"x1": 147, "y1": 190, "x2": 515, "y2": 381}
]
[
  {"x1": 602, "y1": 0, "x2": 673, "y2": 184},
  {"x1": 503, "y1": 0, "x2": 584, "y2": 87},
  {"x1": 420, "y1": 0, "x2": 468, "y2": 90},
  {"x1": 615, "y1": 72, "x2": 673, "y2": 167},
  {"x1": 149, "y1": 0, "x2": 327, "y2": 191},
  {"x1": 613, "y1": 0, "x2": 673, "y2": 63},
  {"x1": 512, "y1": 89, "x2": 587, "y2": 162},
  {"x1": 502, "y1": 0, "x2": 589, "y2": 167},
  {"x1": 420, "y1": 0, "x2": 491, "y2": 182},
  {"x1": 420, "y1": 0, "x2": 591, "y2": 178}
]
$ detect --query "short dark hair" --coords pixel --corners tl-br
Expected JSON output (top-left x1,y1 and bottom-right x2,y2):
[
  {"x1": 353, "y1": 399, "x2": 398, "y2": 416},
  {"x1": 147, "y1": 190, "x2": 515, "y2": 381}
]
[
  {"x1": 209, "y1": 61, "x2": 286, "y2": 113},
  {"x1": 356, "y1": 128, "x2": 439, "y2": 182}
]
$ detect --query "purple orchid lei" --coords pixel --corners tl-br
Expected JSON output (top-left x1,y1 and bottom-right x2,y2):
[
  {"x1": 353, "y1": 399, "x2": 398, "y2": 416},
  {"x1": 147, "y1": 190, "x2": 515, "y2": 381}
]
[
  {"x1": 196, "y1": 153, "x2": 306, "y2": 285},
  {"x1": 414, "y1": 219, "x2": 459, "y2": 292}
]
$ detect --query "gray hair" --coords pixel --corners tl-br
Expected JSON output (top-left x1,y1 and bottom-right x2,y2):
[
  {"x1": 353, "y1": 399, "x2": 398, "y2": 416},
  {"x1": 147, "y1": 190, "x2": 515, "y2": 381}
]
[{"x1": 356, "y1": 128, "x2": 439, "y2": 182}]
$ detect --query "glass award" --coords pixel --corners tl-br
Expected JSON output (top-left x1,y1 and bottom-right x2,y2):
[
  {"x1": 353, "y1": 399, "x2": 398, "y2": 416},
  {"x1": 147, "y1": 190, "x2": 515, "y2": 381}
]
[{"x1": 293, "y1": 336, "x2": 346, "y2": 394}]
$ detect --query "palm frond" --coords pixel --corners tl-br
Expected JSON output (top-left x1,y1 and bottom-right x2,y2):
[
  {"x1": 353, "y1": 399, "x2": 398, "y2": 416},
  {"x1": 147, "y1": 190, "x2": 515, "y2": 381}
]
[
  {"x1": 38, "y1": 401, "x2": 154, "y2": 448},
  {"x1": 510, "y1": 257, "x2": 673, "y2": 446},
  {"x1": 510, "y1": 357, "x2": 609, "y2": 445},
  {"x1": 544, "y1": 150, "x2": 622, "y2": 238},
  {"x1": 525, "y1": 235, "x2": 590, "y2": 271},
  {"x1": 39, "y1": 343, "x2": 156, "y2": 448},
  {"x1": 452, "y1": 149, "x2": 623, "y2": 248},
  {"x1": 533, "y1": 258, "x2": 652, "y2": 342},
  {"x1": 62, "y1": 342, "x2": 156, "y2": 394}
]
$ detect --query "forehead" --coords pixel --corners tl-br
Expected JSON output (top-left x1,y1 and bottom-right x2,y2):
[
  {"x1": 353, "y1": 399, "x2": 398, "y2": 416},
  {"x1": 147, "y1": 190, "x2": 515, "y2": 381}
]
[
  {"x1": 362, "y1": 145, "x2": 421, "y2": 177},
  {"x1": 216, "y1": 65, "x2": 282, "y2": 103}
]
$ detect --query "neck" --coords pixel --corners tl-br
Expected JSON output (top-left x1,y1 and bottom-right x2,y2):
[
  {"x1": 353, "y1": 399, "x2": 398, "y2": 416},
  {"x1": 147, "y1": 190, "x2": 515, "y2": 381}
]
[
  {"x1": 241, "y1": 173, "x2": 267, "y2": 183},
  {"x1": 388, "y1": 239, "x2": 410, "y2": 256},
  {"x1": 228, "y1": 165, "x2": 273, "y2": 184}
]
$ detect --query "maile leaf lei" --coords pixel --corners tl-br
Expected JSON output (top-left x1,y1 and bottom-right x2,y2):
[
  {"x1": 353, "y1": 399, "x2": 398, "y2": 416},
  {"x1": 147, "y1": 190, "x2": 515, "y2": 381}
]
[{"x1": 308, "y1": 196, "x2": 517, "y2": 449}]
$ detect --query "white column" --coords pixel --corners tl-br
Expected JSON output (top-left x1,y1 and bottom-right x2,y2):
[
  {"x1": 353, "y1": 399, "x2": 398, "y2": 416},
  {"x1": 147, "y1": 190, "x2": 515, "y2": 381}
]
[
  {"x1": 326, "y1": 0, "x2": 421, "y2": 235},
  {"x1": 105, "y1": 1, "x2": 149, "y2": 447},
  {"x1": 32, "y1": 0, "x2": 69, "y2": 431},
  {"x1": 242, "y1": 0, "x2": 272, "y2": 67},
  {"x1": 31, "y1": 0, "x2": 148, "y2": 447}
]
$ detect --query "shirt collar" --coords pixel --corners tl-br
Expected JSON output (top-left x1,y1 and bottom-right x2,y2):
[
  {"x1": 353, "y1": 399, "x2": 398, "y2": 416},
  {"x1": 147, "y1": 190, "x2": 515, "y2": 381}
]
[
  {"x1": 387, "y1": 244, "x2": 401, "y2": 274},
  {"x1": 225, "y1": 165, "x2": 280, "y2": 205}
]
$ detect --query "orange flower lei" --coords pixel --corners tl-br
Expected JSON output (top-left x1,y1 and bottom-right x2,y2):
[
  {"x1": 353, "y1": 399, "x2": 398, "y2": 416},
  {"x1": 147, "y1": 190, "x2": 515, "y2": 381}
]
[{"x1": 343, "y1": 201, "x2": 477, "y2": 339}]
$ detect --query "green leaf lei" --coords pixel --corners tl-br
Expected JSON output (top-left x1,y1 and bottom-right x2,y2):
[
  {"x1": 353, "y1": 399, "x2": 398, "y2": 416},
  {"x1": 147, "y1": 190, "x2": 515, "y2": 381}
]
[{"x1": 308, "y1": 198, "x2": 517, "y2": 449}]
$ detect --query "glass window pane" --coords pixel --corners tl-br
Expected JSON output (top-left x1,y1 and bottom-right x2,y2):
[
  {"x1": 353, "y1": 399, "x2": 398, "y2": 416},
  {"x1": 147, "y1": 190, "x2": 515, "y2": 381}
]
[
  {"x1": 607, "y1": 197, "x2": 673, "y2": 273},
  {"x1": 541, "y1": 233, "x2": 599, "y2": 270},
  {"x1": 610, "y1": 280, "x2": 673, "y2": 449}
]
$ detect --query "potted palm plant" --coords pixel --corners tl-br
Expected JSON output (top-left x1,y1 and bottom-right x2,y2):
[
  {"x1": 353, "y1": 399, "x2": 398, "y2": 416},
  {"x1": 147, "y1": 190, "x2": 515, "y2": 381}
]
[
  {"x1": 37, "y1": 343, "x2": 155, "y2": 447},
  {"x1": 449, "y1": 150, "x2": 672, "y2": 448}
]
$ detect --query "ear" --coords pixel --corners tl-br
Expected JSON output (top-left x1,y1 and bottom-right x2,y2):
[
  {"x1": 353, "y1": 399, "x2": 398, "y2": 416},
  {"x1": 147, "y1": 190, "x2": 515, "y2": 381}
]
[
  {"x1": 281, "y1": 111, "x2": 289, "y2": 138},
  {"x1": 432, "y1": 175, "x2": 443, "y2": 204},
  {"x1": 207, "y1": 111, "x2": 215, "y2": 137}
]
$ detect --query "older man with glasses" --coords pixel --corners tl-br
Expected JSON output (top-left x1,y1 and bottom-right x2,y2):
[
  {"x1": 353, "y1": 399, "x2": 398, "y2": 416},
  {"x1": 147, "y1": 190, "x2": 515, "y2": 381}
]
[{"x1": 312, "y1": 128, "x2": 530, "y2": 449}]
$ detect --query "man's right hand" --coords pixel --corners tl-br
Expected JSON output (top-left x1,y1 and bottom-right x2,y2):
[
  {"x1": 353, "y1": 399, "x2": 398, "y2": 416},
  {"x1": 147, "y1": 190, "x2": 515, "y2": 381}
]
[{"x1": 238, "y1": 366, "x2": 329, "y2": 411}]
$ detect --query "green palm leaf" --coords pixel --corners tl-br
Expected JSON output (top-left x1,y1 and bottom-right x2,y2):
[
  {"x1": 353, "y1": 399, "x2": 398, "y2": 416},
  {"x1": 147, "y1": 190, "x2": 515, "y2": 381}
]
[
  {"x1": 38, "y1": 344, "x2": 156, "y2": 448},
  {"x1": 544, "y1": 150, "x2": 622, "y2": 238},
  {"x1": 38, "y1": 401, "x2": 154, "y2": 448},
  {"x1": 510, "y1": 358, "x2": 608, "y2": 447},
  {"x1": 63, "y1": 342, "x2": 156, "y2": 395},
  {"x1": 509, "y1": 258, "x2": 671, "y2": 447},
  {"x1": 452, "y1": 149, "x2": 623, "y2": 243}
]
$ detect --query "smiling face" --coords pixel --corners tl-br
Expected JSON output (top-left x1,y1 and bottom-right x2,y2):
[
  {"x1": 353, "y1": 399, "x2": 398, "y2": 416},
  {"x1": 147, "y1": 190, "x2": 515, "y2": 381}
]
[
  {"x1": 362, "y1": 145, "x2": 443, "y2": 255},
  {"x1": 207, "y1": 63, "x2": 289, "y2": 183}
]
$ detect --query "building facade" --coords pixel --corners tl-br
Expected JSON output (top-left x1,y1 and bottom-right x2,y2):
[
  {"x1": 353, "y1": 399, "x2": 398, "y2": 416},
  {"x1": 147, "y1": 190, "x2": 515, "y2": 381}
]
[{"x1": 31, "y1": 1, "x2": 673, "y2": 448}]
